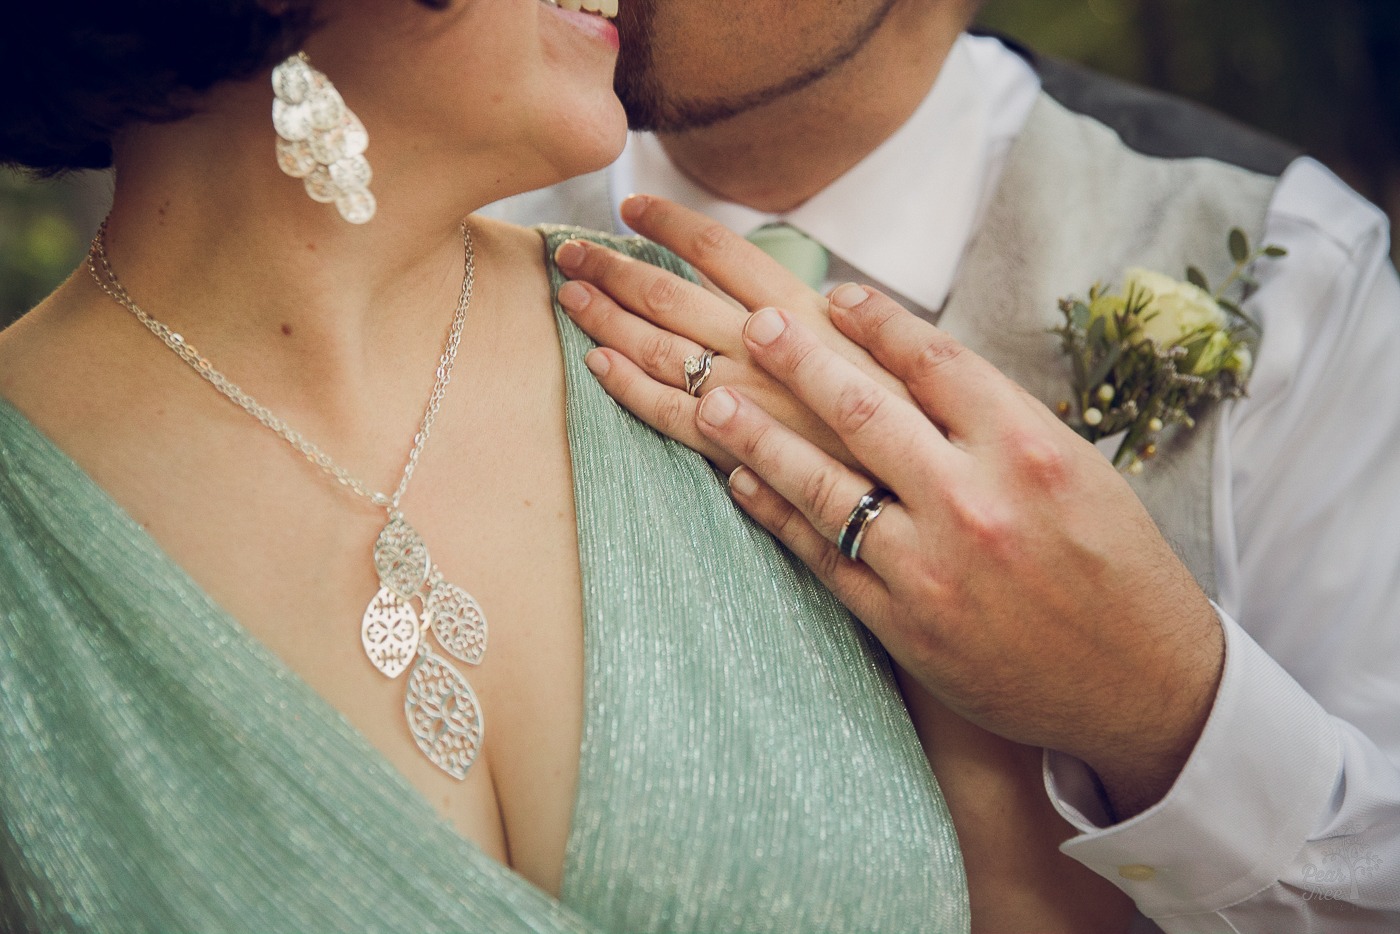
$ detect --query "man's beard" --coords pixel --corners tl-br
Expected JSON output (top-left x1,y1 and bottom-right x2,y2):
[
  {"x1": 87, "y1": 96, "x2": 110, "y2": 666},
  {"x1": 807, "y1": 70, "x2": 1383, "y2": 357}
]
[{"x1": 615, "y1": 0, "x2": 902, "y2": 133}]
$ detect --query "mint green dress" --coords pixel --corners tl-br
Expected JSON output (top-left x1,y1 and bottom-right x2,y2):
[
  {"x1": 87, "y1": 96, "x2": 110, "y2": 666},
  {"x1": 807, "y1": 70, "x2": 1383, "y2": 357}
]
[{"x1": 0, "y1": 228, "x2": 968, "y2": 933}]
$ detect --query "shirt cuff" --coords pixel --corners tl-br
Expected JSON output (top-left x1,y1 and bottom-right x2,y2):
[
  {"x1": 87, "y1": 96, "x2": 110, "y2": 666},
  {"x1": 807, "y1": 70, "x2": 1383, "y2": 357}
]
[{"x1": 1045, "y1": 608, "x2": 1342, "y2": 919}]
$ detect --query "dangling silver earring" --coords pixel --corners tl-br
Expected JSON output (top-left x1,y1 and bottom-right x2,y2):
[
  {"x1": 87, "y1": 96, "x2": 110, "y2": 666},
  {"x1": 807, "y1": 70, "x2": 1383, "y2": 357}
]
[{"x1": 271, "y1": 52, "x2": 376, "y2": 224}]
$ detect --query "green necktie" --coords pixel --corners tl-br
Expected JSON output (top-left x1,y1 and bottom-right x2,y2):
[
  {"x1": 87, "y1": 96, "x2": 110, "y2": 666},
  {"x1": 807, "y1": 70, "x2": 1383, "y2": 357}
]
[{"x1": 746, "y1": 223, "x2": 830, "y2": 292}]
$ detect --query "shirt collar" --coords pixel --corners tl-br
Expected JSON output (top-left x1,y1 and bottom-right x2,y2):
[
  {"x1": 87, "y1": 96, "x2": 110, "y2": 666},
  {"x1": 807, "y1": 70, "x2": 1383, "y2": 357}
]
[{"x1": 612, "y1": 34, "x2": 1039, "y2": 312}]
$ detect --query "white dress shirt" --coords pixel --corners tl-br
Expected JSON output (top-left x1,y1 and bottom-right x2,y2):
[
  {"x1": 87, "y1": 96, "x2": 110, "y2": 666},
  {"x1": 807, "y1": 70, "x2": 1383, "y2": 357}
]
[{"x1": 598, "y1": 33, "x2": 1400, "y2": 933}]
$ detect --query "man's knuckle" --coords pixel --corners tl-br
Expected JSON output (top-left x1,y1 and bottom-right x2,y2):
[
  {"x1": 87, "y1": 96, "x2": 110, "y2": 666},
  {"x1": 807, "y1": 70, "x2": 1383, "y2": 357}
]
[
  {"x1": 770, "y1": 497, "x2": 801, "y2": 535},
  {"x1": 690, "y1": 221, "x2": 734, "y2": 262},
  {"x1": 813, "y1": 539, "x2": 847, "y2": 578},
  {"x1": 949, "y1": 492, "x2": 1012, "y2": 548},
  {"x1": 747, "y1": 422, "x2": 792, "y2": 467},
  {"x1": 1012, "y1": 433, "x2": 1070, "y2": 489},
  {"x1": 781, "y1": 337, "x2": 821, "y2": 376},
  {"x1": 832, "y1": 383, "x2": 886, "y2": 436},
  {"x1": 799, "y1": 465, "x2": 848, "y2": 524},
  {"x1": 912, "y1": 334, "x2": 964, "y2": 373}
]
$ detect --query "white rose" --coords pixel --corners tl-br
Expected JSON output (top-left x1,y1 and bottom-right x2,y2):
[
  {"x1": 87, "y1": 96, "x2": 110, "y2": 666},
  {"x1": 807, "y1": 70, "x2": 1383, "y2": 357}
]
[{"x1": 1123, "y1": 267, "x2": 1228, "y2": 347}]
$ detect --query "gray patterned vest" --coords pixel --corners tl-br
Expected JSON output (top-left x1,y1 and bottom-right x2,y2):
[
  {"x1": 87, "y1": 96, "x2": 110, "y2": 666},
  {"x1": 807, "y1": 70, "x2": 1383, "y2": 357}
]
[{"x1": 939, "y1": 53, "x2": 1297, "y2": 595}]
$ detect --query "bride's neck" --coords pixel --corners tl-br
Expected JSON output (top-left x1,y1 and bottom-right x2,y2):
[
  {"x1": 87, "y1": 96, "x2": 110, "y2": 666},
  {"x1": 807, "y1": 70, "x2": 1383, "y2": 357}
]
[{"x1": 98, "y1": 84, "x2": 501, "y2": 391}]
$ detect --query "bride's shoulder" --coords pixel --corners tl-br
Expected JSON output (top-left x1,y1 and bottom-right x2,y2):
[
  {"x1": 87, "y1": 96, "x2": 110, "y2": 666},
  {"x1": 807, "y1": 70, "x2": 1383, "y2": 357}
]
[
  {"x1": 0, "y1": 270, "x2": 148, "y2": 456},
  {"x1": 471, "y1": 213, "x2": 630, "y2": 256},
  {"x1": 467, "y1": 213, "x2": 697, "y2": 289},
  {"x1": 0, "y1": 271, "x2": 87, "y2": 399}
]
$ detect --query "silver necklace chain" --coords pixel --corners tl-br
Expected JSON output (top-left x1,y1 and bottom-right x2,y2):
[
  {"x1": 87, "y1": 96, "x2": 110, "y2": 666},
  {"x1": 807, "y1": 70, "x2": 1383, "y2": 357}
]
[
  {"x1": 86, "y1": 218, "x2": 489, "y2": 780},
  {"x1": 86, "y1": 220, "x2": 475, "y2": 511}
]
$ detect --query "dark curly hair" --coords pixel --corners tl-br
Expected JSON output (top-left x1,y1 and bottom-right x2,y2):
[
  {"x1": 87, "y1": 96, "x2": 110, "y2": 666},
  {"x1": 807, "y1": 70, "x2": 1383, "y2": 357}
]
[{"x1": 0, "y1": 0, "x2": 447, "y2": 175}]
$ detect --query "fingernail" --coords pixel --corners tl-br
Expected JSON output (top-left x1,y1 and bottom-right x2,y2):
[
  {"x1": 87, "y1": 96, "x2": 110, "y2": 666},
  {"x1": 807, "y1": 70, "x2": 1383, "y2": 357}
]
[
  {"x1": 728, "y1": 465, "x2": 759, "y2": 497},
  {"x1": 554, "y1": 240, "x2": 586, "y2": 272},
  {"x1": 698, "y1": 388, "x2": 738, "y2": 427},
  {"x1": 745, "y1": 308, "x2": 787, "y2": 346},
  {"x1": 557, "y1": 280, "x2": 590, "y2": 313},
  {"x1": 620, "y1": 194, "x2": 649, "y2": 225},
  {"x1": 584, "y1": 349, "x2": 611, "y2": 377},
  {"x1": 830, "y1": 283, "x2": 869, "y2": 310}
]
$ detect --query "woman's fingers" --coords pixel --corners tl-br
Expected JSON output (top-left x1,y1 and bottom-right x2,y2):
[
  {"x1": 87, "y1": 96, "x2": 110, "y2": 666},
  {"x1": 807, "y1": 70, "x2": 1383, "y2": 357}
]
[
  {"x1": 739, "y1": 307, "x2": 956, "y2": 496},
  {"x1": 554, "y1": 238, "x2": 746, "y2": 352},
  {"x1": 583, "y1": 349, "x2": 736, "y2": 470},
  {"x1": 558, "y1": 279, "x2": 710, "y2": 390},
  {"x1": 614, "y1": 199, "x2": 913, "y2": 409},
  {"x1": 827, "y1": 285, "x2": 1040, "y2": 440},
  {"x1": 725, "y1": 465, "x2": 891, "y2": 625},
  {"x1": 696, "y1": 386, "x2": 916, "y2": 577},
  {"x1": 619, "y1": 195, "x2": 820, "y2": 315}
]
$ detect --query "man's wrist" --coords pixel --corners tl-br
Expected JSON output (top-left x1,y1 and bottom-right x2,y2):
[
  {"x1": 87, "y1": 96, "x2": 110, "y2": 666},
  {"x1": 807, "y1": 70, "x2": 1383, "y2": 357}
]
[
  {"x1": 1083, "y1": 601, "x2": 1226, "y2": 819},
  {"x1": 1046, "y1": 611, "x2": 1343, "y2": 919}
]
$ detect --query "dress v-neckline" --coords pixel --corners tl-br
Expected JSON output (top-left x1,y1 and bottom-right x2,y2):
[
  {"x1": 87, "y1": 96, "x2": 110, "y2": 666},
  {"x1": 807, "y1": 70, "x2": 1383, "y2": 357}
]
[
  {"x1": 0, "y1": 276, "x2": 598, "y2": 892},
  {"x1": 0, "y1": 389, "x2": 530, "y2": 840}
]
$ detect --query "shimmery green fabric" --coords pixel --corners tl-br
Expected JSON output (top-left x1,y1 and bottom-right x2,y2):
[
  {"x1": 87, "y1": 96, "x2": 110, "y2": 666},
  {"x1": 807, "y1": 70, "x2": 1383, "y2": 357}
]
[
  {"x1": 0, "y1": 228, "x2": 968, "y2": 933},
  {"x1": 0, "y1": 408, "x2": 594, "y2": 934}
]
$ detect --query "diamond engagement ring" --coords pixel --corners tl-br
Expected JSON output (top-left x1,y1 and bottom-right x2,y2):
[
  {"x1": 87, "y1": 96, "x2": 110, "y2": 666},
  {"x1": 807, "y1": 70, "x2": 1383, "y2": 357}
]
[
  {"x1": 838, "y1": 487, "x2": 896, "y2": 562},
  {"x1": 683, "y1": 349, "x2": 716, "y2": 397}
]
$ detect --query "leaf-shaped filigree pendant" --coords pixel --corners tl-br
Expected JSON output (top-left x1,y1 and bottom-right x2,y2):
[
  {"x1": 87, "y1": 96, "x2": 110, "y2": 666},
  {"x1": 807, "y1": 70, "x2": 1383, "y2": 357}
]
[
  {"x1": 361, "y1": 586, "x2": 421, "y2": 679},
  {"x1": 425, "y1": 579, "x2": 488, "y2": 666},
  {"x1": 373, "y1": 514, "x2": 430, "y2": 600},
  {"x1": 405, "y1": 650, "x2": 483, "y2": 780}
]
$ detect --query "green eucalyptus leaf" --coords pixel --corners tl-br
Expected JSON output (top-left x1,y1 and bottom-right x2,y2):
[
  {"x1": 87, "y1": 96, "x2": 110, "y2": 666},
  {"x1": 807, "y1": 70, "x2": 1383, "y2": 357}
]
[
  {"x1": 1071, "y1": 300, "x2": 1091, "y2": 330},
  {"x1": 1229, "y1": 228, "x2": 1250, "y2": 263},
  {"x1": 1264, "y1": 245, "x2": 1288, "y2": 258},
  {"x1": 1068, "y1": 339, "x2": 1087, "y2": 384},
  {"x1": 1086, "y1": 342, "x2": 1125, "y2": 390},
  {"x1": 1087, "y1": 313, "x2": 1107, "y2": 350},
  {"x1": 1186, "y1": 266, "x2": 1210, "y2": 293}
]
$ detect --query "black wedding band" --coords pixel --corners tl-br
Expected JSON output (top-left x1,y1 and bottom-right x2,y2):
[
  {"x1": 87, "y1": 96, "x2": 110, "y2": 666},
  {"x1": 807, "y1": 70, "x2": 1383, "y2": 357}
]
[{"x1": 838, "y1": 486, "x2": 896, "y2": 562}]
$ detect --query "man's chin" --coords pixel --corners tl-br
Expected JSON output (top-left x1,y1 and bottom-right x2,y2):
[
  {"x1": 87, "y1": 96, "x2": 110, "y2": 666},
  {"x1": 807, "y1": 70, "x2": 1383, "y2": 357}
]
[
  {"x1": 615, "y1": 78, "x2": 671, "y2": 133},
  {"x1": 614, "y1": 56, "x2": 757, "y2": 134}
]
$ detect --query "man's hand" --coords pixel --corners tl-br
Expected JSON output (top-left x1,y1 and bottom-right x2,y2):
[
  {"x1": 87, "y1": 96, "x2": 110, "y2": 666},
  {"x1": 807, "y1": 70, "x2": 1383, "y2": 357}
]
[{"x1": 562, "y1": 195, "x2": 1226, "y2": 817}]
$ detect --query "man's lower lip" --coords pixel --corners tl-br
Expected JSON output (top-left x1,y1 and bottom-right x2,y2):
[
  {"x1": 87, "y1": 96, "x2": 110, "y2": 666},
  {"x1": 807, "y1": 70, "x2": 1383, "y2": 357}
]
[{"x1": 543, "y1": 4, "x2": 621, "y2": 52}]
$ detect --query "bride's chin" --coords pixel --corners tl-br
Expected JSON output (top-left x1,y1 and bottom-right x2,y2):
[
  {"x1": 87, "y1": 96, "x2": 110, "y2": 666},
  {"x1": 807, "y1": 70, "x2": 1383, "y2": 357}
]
[{"x1": 520, "y1": 101, "x2": 629, "y2": 189}]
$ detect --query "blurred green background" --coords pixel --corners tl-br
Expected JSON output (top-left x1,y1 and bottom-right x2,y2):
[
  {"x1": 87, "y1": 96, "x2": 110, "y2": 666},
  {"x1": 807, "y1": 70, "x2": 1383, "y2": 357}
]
[{"x1": 3, "y1": 0, "x2": 1398, "y2": 328}]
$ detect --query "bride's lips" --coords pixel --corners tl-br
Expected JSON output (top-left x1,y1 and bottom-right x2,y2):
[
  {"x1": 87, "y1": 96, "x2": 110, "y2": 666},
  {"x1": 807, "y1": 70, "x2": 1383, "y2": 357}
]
[{"x1": 540, "y1": 0, "x2": 621, "y2": 52}]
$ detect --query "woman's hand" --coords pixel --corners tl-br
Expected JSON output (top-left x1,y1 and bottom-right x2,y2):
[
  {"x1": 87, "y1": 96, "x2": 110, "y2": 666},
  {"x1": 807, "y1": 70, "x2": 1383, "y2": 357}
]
[{"x1": 552, "y1": 195, "x2": 912, "y2": 475}]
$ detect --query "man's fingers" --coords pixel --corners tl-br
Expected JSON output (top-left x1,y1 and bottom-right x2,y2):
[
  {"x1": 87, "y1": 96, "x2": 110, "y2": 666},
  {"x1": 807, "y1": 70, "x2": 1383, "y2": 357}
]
[
  {"x1": 582, "y1": 349, "x2": 736, "y2": 470},
  {"x1": 739, "y1": 307, "x2": 955, "y2": 495},
  {"x1": 620, "y1": 195, "x2": 820, "y2": 314},
  {"x1": 696, "y1": 386, "x2": 917, "y2": 576},
  {"x1": 554, "y1": 238, "x2": 745, "y2": 351},
  {"x1": 725, "y1": 465, "x2": 891, "y2": 624},
  {"x1": 828, "y1": 285, "x2": 1029, "y2": 439}
]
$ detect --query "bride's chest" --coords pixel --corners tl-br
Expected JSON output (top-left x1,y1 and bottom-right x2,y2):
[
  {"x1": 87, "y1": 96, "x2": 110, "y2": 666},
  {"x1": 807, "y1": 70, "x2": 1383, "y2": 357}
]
[{"x1": 59, "y1": 337, "x2": 588, "y2": 897}]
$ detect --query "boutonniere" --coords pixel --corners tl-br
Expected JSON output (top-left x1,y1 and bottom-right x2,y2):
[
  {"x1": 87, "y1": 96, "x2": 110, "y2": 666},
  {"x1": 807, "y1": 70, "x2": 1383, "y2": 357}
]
[{"x1": 1054, "y1": 229, "x2": 1286, "y2": 473}]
